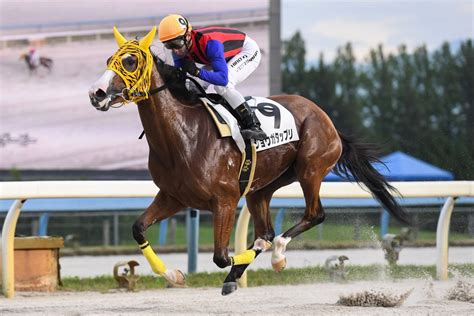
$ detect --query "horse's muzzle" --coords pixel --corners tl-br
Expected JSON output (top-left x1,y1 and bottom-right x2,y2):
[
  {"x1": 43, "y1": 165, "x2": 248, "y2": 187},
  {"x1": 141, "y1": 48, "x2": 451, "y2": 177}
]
[{"x1": 89, "y1": 89, "x2": 110, "y2": 111}]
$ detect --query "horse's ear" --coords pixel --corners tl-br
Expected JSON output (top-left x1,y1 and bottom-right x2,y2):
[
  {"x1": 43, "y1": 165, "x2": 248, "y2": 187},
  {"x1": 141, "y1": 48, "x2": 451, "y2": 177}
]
[
  {"x1": 139, "y1": 26, "x2": 157, "y2": 50},
  {"x1": 113, "y1": 26, "x2": 127, "y2": 47}
]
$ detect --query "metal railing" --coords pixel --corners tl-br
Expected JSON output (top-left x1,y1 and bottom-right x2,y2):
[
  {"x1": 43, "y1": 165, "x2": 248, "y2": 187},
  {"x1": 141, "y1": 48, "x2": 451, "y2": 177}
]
[{"x1": 0, "y1": 9, "x2": 269, "y2": 47}]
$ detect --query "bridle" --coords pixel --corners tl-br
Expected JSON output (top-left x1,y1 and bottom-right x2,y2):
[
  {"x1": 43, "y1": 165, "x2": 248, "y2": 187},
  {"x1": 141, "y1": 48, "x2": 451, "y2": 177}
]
[
  {"x1": 102, "y1": 54, "x2": 168, "y2": 110},
  {"x1": 103, "y1": 53, "x2": 206, "y2": 111}
]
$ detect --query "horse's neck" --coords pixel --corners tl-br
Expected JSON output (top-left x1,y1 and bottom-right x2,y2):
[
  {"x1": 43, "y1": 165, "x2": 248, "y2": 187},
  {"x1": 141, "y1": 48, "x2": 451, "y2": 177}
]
[{"x1": 137, "y1": 68, "x2": 190, "y2": 162}]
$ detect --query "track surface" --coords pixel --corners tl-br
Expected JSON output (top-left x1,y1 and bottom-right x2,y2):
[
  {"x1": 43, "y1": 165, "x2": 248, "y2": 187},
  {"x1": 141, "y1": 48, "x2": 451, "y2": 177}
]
[
  {"x1": 2, "y1": 248, "x2": 472, "y2": 314},
  {"x1": 1, "y1": 279, "x2": 473, "y2": 315}
]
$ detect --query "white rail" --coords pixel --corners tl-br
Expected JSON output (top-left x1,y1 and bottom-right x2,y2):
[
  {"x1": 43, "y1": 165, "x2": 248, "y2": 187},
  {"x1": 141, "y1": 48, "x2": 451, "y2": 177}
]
[
  {"x1": 1, "y1": 180, "x2": 473, "y2": 297},
  {"x1": 0, "y1": 16, "x2": 268, "y2": 45}
]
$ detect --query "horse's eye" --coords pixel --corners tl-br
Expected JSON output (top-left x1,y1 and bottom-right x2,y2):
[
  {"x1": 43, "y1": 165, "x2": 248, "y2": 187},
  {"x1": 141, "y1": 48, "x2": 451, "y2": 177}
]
[{"x1": 123, "y1": 57, "x2": 136, "y2": 71}]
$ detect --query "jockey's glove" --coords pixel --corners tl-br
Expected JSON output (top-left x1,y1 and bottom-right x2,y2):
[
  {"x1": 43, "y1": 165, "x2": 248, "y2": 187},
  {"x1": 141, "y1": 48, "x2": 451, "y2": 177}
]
[{"x1": 181, "y1": 59, "x2": 200, "y2": 77}]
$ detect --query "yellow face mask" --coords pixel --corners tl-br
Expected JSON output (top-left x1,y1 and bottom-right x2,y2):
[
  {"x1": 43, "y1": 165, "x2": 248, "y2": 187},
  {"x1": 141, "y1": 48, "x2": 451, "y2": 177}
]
[{"x1": 108, "y1": 27, "x2": 156, "y2": 103}]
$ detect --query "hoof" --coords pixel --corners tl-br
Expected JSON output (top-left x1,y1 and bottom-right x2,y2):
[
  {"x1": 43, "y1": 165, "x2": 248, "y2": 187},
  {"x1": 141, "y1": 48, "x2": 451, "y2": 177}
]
[
  {"x1": 272, "y1": 257, "x2": 287, "y2": 272},
  {"x1": 221, "y1": 282, "x2": 238, "y2": 296},
  {"x1": 163, "y1": 269, "x2": 186, "y2": 288}
]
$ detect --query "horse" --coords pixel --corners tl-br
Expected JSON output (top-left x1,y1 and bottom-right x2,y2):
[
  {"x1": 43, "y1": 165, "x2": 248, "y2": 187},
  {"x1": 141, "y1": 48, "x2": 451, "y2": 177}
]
[
  {"x1": 20, "y1": 52, "x2": 53, "y2": 75},
  {"x1": 88, "y1": 27, "x2": 411, "y2": 295}
]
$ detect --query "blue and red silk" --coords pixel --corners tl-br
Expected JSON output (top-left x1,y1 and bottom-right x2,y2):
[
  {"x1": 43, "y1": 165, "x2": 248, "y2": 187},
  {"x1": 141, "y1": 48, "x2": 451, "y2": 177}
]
[{"x1": 173, "y1": 27, "x2": 246, "y2": 86}]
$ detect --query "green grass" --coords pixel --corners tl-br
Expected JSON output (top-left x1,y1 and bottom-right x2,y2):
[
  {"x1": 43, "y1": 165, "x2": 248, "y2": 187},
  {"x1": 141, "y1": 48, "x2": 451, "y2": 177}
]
[
  {"x1": 60, "y1": 221, "x2": 471, "y2": 256},
  {"x1": 280, "y1": 223, "x2": 471, "y2": 242},
  {"x1": 118, "y1": 222, "x2": 471, "y2": 247},
  {"x1": 60, "y1": 263, "x2": 474, "y2": 292}
]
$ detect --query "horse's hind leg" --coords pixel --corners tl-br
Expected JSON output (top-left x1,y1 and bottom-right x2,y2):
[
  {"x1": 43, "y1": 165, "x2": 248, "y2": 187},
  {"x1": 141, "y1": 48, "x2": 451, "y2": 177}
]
[
  {"x1": 272, "y1": 151, "x2": 338, "y2": 271},
  {"x1": 41, "y1": 58, "x2": 53, "y2": 73},
  {"x1": 133, "y1": 191, "x2": 186, "y2": 287},
  {"x1": 283, "y1": 180, "x2": 326, "y2": 238}
]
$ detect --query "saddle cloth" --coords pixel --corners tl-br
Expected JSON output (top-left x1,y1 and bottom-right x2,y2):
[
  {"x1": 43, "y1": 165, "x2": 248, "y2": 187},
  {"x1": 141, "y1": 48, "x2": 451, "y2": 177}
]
[{"x1": 200, "y1": 96, "x2": 299, "y2": 153}]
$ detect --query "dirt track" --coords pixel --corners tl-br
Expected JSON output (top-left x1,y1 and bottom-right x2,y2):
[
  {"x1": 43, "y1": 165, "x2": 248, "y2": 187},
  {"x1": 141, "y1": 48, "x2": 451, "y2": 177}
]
[{"x1": 1, "y1": 279, "x2": 473, "y2": 315}]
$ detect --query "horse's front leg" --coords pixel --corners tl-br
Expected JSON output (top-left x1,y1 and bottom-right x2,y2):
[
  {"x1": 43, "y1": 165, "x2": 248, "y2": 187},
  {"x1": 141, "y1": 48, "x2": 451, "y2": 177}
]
[
  {"x1": 221, "y1": 237, "x2": 272, "y2": 295},
  {"x1": 219, "y1": 193, "x2": 274, "y2": 295},
  {"x1": 133, "y1": 191, "x2": 186, "y2": 287},
  {"x1": 210, "y1": 203, "x2": 252, "y2": 295},
  {"x1": 211, "y1": 207, "x2": 235, "y2": 270}
]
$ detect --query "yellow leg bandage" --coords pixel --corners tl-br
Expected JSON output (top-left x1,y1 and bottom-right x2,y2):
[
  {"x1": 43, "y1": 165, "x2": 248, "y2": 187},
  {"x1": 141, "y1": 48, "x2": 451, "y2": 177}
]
[
  {"x1": 139, "y1": 241, "x2": 167, "y2": 275},
  {"x1": 232, "y1": 249, "x2": 256, "y2": 265}
]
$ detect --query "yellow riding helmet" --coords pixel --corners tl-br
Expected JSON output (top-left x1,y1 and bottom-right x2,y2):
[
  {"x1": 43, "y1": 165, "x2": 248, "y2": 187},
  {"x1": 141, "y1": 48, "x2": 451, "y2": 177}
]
[{"x1": 158, "y1": 14, "x2": 192, "y2": 42}]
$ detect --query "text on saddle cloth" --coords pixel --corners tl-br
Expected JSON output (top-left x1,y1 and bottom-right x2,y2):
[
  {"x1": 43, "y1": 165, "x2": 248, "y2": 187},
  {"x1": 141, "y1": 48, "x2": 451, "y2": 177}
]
[
  {"x1": 201, "y1": 96, "x2": 299, "y2": 153},
  {"x1": 246, "y1": 97, "x2": 299, "y2": 151}
]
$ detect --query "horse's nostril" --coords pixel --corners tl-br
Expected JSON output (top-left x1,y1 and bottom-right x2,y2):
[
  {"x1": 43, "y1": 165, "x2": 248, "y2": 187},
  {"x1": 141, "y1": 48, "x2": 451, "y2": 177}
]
[{"x1": 95, "y1": 89, "x2": 107, "y2": 101}]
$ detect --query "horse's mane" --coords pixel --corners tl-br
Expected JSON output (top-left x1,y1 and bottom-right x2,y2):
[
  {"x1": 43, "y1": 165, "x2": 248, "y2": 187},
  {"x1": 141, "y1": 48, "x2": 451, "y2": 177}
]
[{"x1": 152, "y1": 54, "x2": 201, "y2": 105}]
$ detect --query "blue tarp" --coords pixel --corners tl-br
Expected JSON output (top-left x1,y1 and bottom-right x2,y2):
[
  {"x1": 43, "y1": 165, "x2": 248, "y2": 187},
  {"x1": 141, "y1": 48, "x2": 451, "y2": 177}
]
[
  {"x1": 324, "y1": 151, "x2": 454, "y2": 181},
  {"x1": 2, "y1": 196, "x2": 473, "y2": 213}
]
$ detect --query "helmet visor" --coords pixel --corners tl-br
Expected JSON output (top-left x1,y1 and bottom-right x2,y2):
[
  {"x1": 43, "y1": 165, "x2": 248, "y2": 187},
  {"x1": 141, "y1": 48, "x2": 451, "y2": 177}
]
[{"x1": 164, "y1": 36, "x2": 186, "y2": 49}]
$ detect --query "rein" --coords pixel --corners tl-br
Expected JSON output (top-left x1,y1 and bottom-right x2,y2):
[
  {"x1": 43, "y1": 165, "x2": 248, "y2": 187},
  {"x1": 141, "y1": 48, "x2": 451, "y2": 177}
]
[
  {"x1": 137, "y1": 72, "x2": 166, "y2": 139},
  {"x1": 130, "y1": 55, "x2": 169, "y2": 98},
  {"x1": 149, "y1": 83, "x2": 168, "y2": 95},
  {"x1": 137, "y1": 57, "x2": 207, "y2": 139}
]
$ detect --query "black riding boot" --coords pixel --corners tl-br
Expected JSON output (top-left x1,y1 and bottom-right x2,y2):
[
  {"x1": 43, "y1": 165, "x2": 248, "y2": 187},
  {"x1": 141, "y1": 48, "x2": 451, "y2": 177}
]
[{"x1": 235, "y1": 102, "x2": 267, "y2": 140}]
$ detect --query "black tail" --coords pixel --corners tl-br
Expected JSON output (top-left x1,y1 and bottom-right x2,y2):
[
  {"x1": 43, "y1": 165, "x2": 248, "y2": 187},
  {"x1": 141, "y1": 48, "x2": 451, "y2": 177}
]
[{"x1": 333, "y1": 132, "x2": 412, "y2": 226}]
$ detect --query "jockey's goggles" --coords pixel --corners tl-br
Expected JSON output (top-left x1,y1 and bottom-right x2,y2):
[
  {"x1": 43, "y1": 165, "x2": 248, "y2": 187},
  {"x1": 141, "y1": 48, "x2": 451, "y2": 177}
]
[{"x1": 163, "y1": 36, "x2": 186, "y2": 49}]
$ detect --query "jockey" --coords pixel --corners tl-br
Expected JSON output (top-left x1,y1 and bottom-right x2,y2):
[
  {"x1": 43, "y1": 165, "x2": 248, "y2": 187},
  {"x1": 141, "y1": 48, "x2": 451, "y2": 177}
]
[
  {"x1": 27, "y1": 48, "x2": 40, "y2": 67},
  {"x1": 158, "y1": 14, "x2": 267, "y2": 140}
]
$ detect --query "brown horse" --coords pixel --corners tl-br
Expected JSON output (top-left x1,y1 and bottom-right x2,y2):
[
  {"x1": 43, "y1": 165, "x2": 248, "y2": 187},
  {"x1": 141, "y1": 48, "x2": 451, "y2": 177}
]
[
  {"x1": 89, "y1": 27, "x2": 411, "y2": 295},
  {"x1": 20, "y1": 53, "x2": 53, "y2": 75}
]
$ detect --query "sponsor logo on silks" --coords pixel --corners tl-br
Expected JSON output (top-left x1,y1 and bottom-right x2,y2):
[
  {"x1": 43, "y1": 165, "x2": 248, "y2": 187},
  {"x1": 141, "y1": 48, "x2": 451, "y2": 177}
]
[
  {"x1": 230, "y1": 56, "x2": 246, "y2": 68},
  {"x1": 230, "y1": 51, "x2": 258, "y2": 70}
]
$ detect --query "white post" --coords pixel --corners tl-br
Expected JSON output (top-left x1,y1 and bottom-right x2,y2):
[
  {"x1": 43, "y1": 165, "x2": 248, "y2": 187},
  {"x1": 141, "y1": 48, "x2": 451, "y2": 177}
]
[
  {"x1": 234, "y1": 204, "x2": 251, "y2": 288},
  {"x1": 2, "y1": 199, "x2": 25, "y2": 298},
  {"x1": 436, "y1": 197, "x2": 456, "y2": 280}
]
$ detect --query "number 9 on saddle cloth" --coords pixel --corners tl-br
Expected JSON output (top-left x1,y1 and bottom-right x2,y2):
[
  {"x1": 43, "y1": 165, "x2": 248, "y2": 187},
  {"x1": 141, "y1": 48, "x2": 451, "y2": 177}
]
[{"x1": 188, "y1": 73, "x2": 299, "y2": 153}]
